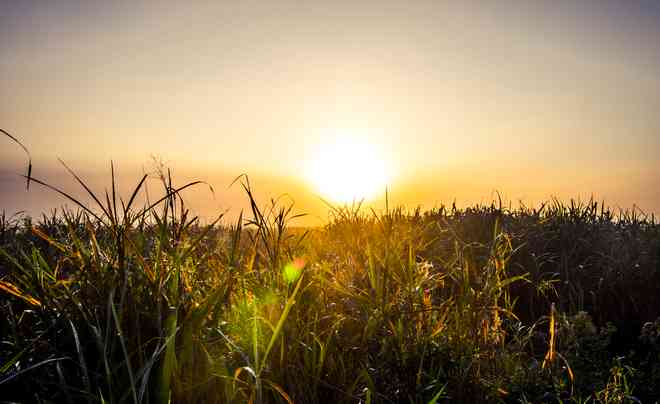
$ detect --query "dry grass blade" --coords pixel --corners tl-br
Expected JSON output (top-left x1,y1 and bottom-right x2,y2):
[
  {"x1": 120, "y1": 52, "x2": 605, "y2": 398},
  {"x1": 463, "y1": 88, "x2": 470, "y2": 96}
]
[
  {"x1": 21, "y1": 175, "x2": 104, "y2": 222},
  {"x1": 542, "y1": 303, "x2": 557, "y2": 369},
  {"x1": 1, "y1": 128, "x2": 32, "y2": 190},
  {"x1": 125, "y1": 174, "x2": 149, "y2": 215},
  {"x1": 31, "y1": 226, "x2": 67, "y2": 252},
  {"x1": 111, "y1": 161, "x2": 119, "y2": 223},
  {"x1": 133, "y1": 180, "x2": 208, "y2": 224},
  {"x1": 0, "y1": 279, "x2": 41, "y2": 307},
  {"x1": 263, "y1": 379, "x2": 294, "y2": 404},
  {"x1": 57, "y1": 158, "x2": 111, "y2": 221}
]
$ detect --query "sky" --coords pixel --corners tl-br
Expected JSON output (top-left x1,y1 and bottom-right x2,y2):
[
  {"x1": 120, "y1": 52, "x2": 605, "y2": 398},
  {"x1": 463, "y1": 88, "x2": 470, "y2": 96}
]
[{"x1": 1, "y1": 0, "x2": 659, "y2": 225}]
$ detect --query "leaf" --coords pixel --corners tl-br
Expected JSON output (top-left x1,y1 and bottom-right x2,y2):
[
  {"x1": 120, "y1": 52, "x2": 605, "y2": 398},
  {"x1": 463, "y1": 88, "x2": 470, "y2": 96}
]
[
  {"x1": 0, "y1": 280, "x2": 41, "y2": 307},
  {"x1": 1, "y1": 128, "x2": 32, "y2": 190},
  {"x1": 263, "y1": 379, "x2": 294, "y2": 404}
]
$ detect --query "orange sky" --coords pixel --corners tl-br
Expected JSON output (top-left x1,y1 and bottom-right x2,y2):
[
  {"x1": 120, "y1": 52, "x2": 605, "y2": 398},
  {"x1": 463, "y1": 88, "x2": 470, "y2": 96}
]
[{"x1": 2, "y1": 1, "x2": 659, "y2": 225}]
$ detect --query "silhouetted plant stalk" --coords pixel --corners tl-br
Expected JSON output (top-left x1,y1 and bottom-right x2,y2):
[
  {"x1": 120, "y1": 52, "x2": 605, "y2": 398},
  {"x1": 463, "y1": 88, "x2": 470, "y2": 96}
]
[{"x1": 1, "y1": 130, "x2": 659, "y2": 402}]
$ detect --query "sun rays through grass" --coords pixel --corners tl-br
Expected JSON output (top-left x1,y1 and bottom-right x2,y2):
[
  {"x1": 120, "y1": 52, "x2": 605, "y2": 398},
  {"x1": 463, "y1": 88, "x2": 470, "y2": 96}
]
[{"x1": 1, "y1": 130, "x2": 660, "y2": 403}]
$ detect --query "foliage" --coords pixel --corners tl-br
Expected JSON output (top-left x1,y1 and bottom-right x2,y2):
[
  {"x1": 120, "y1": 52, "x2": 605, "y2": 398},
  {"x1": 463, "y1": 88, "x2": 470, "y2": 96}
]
[{"x1": 1, "y1": 163, "x2": 659, "y2": 403}]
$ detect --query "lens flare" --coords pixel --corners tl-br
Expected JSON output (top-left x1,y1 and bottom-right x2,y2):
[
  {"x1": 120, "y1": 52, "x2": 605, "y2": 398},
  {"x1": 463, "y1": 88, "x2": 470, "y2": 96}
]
[{"x1": 283, "y1": 258, "x2": 305, "y2": 284}]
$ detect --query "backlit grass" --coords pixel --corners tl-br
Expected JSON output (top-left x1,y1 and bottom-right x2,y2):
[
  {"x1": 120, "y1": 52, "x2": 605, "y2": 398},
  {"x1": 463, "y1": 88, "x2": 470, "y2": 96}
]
[{"x1": 1, "y1": 138, "x2": 659, "y2": 402}]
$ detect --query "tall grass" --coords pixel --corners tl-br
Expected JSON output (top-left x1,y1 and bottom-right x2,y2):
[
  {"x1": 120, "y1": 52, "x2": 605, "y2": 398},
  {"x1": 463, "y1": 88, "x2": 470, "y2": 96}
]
[{"x1": 1, "y1": 131, "x2": 659, "y2": 402}]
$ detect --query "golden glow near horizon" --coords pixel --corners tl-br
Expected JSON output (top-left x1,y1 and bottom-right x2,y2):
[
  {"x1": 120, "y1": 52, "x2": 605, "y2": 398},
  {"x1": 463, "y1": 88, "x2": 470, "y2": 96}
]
[
  {"x1": 1, "y1": 2, "x2": 660, "y2": 220},
  {"x1": 307, "y1": 131, "x2": 389, "y2": 204}
]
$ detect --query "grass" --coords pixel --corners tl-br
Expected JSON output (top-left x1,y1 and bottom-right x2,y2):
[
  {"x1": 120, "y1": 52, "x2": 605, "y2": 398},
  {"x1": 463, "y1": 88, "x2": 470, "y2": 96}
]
[{"x1": 1, "y1": 134, "x2": 659, "y2": 402}]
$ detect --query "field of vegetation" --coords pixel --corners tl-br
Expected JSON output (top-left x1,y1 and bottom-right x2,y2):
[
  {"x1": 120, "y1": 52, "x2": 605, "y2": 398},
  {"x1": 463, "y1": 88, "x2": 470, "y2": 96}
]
[{"x1": 1, "y1": 166, "x2": 660, "y2": 403}]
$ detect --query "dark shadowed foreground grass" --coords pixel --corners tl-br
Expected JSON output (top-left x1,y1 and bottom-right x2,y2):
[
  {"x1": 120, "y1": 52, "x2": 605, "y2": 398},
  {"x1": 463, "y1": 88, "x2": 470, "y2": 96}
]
[{"x1": 1, "y1": 168, "x2": 659, "y2": 403}]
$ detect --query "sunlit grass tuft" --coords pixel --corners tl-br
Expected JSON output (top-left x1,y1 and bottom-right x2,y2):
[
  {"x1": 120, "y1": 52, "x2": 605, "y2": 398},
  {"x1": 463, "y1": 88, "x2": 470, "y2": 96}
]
[{"x1": 1, "y1": 129, "x2": 660, "y2": 402}]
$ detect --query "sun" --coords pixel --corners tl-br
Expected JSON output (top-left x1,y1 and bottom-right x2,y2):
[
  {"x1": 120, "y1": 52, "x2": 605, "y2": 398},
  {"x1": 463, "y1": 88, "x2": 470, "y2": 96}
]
[{"x1": 307, "y1": 132, "x2": 389, "y2": 203}]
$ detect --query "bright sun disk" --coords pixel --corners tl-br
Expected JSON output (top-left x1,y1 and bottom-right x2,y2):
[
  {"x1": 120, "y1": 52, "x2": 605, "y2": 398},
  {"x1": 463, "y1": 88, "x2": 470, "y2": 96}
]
[{"x1": 307, "y1": 133, "x2": 388, "y2": 203}]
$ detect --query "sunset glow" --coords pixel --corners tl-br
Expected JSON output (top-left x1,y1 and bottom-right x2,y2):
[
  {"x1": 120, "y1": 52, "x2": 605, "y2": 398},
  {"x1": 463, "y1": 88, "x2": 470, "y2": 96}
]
[
  {"x1": 1, "y1": 1, "x2": 659, "y2": 222},
  {"x1": 3, "y1": 3, "x2": 660, "y2": 402},
  {"x1": 307, "y1": 132, "x2": 389, "y2": 203}
]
